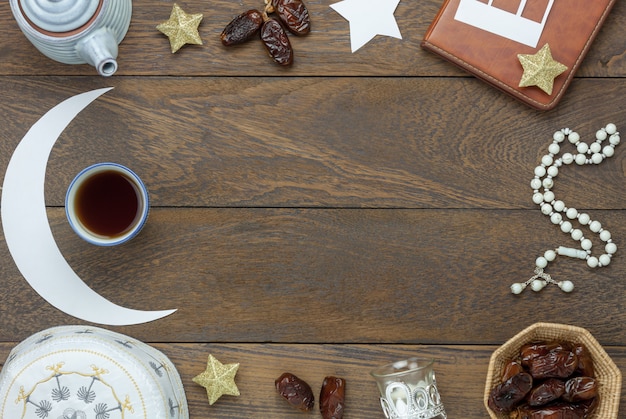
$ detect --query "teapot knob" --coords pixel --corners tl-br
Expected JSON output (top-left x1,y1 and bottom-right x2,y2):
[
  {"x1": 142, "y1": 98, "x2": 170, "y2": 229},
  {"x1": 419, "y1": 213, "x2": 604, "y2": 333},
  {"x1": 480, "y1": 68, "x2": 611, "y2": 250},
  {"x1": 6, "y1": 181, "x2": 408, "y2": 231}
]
[{"x1": 19, "y1": 0, "x2": 101, "y2": 33}]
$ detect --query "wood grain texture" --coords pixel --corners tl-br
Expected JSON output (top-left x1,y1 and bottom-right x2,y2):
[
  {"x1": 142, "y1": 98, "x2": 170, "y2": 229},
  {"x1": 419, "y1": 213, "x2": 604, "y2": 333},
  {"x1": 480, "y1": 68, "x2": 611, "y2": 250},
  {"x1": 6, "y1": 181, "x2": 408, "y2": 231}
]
[
  {"x1": 0, "y1": 343, "x2": 624, "y2": 418},
  {"x1": 1, "y1": 77, "x2": 625, "y2": 209},
  {"x1": 0, "y1": 1, "x2": 625, "y2": 418},
  {"x1": 1, "y1": 208, "x2": 626, "y2": 345},
  {"x1": 0, "y1": 0, "x2": 624, "y2": 77}
]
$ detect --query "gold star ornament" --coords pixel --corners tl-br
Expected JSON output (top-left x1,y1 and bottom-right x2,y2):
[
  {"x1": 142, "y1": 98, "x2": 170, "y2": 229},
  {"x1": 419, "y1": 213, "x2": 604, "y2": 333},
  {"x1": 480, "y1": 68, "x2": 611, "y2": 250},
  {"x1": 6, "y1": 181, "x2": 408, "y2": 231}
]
[
  {"x1": 157, "y1": 3, "x2": 203, "y2": 53},
  {"x1": 193, "y1": 354, "x2": 240, "y2": 405},
  {"x1": 517, "y1": 43, "x2": 568, "y2": 95}
]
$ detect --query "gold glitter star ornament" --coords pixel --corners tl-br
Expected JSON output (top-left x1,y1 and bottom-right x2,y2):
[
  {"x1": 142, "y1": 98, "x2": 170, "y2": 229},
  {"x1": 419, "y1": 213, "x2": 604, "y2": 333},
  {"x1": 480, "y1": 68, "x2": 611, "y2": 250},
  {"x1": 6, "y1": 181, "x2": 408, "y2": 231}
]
[
  {"x1": 193, "y1": 354, "x2": 240, "y2": 405},
  {"x1": 517, "y1": 43, "x2": 568, "y2": 95},
  {"x1": 157, "y1": 3, "x2": 203, "y2": 53}
]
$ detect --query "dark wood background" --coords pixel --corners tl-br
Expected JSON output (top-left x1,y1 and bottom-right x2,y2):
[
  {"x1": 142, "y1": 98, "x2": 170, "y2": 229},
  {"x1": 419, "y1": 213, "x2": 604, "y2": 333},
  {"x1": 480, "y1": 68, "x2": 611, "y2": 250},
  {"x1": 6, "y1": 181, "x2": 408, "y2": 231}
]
[{"x1": 0, "y1": 0, "x2": 625, "y2": 417}]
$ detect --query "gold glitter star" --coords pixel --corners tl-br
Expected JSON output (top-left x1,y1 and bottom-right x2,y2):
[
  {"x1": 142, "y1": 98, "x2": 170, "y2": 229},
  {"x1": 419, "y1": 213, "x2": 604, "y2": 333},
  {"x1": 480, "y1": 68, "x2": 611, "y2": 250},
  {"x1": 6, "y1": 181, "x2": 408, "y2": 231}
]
[
  {"x1": 157, "y1": 3, "x2": 203, "y2": 53},
  {"x1": 517, "y1": 44, "x2": 568, "y2": 95},
  {"x1": 193, "y1": 354, "x2": 240, "y2": 405}
]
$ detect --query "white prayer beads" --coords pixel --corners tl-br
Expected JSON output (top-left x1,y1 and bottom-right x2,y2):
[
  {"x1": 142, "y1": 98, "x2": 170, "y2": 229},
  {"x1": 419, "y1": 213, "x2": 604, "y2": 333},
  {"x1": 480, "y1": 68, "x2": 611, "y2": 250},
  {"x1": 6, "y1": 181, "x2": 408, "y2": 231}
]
[{"x1": 512, "y1": 124, "x2": 620, "y2": 294}]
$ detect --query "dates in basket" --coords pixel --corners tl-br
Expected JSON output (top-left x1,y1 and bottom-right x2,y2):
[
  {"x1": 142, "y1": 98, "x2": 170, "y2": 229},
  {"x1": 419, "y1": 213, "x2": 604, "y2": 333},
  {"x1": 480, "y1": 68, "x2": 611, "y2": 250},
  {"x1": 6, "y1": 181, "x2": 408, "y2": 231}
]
[
  {"x1": 488, "y1": 372, "x2": 533, "y2": 413},
  {"x1": 488, "y1": 340, "x2": 598, "y2": 418},
  {"x1": 513, "y1": 399, "x2": 598, "y2": 419},
  {"x1": 527, "y1": 378, "x2": 564, "y2": 406},
  {"x1": 527, "y1": 350, "x2": 578, "y2": 379}
]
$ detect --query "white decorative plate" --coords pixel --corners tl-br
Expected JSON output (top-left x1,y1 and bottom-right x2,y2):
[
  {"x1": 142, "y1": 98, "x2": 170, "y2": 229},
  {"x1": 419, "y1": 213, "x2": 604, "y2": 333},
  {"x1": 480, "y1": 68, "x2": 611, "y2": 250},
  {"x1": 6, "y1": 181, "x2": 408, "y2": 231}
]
[{"x1": 0, "y1": 325, "x2": 188, "y2": 419}]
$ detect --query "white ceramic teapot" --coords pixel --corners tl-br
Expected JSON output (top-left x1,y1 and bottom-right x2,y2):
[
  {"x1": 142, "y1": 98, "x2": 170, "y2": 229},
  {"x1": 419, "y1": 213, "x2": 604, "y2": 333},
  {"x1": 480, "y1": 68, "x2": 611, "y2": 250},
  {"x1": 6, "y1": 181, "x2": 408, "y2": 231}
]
[
  {"x1": 0, "y1": 326, "x2": 189, "y2": 418},
  {"x1": 9, "y1": 0, "x2": 132, "y2": 76}
]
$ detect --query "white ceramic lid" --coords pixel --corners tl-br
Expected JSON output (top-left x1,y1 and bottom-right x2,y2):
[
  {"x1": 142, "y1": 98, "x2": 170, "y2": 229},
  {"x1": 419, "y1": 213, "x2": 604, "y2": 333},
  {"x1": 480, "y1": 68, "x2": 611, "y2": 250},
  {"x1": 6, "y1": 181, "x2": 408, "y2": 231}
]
[
  {"x1": 19, "y1": 0, "x2": 100, "y2": 32},
  {"x1": 0, "y1": 325, "x2": 188, "y2": 419}
]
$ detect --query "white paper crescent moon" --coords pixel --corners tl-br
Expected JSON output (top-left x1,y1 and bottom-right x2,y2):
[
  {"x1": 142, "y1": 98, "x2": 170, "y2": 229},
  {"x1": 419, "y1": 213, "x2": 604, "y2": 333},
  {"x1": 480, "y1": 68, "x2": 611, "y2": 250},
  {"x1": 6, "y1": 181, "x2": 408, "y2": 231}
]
[{"x1": 1, "y1": 87, "x2": 176, "y2": 325}]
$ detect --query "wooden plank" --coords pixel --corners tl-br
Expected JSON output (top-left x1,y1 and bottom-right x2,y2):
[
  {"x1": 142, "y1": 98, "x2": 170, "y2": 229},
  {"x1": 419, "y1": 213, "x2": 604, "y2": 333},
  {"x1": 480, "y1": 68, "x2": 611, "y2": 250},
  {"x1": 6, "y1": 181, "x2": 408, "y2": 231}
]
[
  {"x1": 0, "y1": 343, "x2": 624, "y2": 418},
  {"x1": 0, "y1": 1, "x2": 624, "y2": 77},
  {"x1": 1, "y1": 77, "x2": 625, "y2": 209},
  {"x1": 1, "y1": 208, "x2": 625, "y2": 344},
  {"x1": 0, "y1": 1, "x2": 624, "y2": 419}
]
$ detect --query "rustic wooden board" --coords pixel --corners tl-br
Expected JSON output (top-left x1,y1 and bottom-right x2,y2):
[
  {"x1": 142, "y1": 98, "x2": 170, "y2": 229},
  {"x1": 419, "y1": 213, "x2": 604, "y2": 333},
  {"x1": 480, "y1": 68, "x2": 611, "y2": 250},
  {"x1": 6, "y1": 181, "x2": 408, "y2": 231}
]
[
  {"x1": 1, "y1": 78, "x2": 625, "y2": 210},
  {"x1": 0, "y1": 1, "x2": 624, "y2": 77},
  {"x1": 0, "y1": 208, "x2": 624, "y2": 345},
  {"x1": 0, "y1": 343, "x2": 624, "y2": 418},
  {"x1": 0, "y1": 0, "x2": 625, "y2": 418}
]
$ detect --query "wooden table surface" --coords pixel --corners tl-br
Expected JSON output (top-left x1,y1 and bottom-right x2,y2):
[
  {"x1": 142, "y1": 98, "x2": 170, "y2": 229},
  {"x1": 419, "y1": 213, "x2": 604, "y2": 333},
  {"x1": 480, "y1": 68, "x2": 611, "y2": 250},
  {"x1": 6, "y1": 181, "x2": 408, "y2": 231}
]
[{"x1": 1, "y1": 1, "x2": 625, "y2": 417}]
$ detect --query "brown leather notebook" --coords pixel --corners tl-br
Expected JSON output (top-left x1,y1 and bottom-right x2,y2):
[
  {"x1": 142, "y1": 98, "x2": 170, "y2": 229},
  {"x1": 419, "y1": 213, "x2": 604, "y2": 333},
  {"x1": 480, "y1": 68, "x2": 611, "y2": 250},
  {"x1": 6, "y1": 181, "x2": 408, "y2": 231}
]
[{"x1": 421, "y1": 0, "x2": 616, "y2": 110}]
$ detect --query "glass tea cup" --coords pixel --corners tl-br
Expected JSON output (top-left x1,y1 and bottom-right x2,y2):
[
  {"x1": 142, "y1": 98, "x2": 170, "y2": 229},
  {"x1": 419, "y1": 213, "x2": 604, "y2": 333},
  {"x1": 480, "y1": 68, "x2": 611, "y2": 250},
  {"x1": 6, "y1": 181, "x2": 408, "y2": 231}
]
[{"x1": 370, "y1": 357, "x2": 447, "y2": 419}]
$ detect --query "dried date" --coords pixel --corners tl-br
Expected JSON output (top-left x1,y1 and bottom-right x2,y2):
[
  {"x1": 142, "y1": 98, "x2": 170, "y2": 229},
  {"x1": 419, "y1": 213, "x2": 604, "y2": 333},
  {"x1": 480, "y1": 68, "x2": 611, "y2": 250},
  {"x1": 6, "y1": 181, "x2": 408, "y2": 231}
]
[
  {"x1": 319, "y1": 376, "x2": 345, "y2": 419},
  {"x1": 260, "y1": 18, "x2": 293, "y2": 66},
  {"x1": 275, "y1": 372, "x2": 314, "y2": 411},
  {"x1": 527, "y1": 378, "x2": 565, "y2": 406},
  {"x1": 502, "y1": 360, "x2": 524, "y2": 382},
  {"x1": 528, "y1": 350, "x2": 577, "y2": 379},
  {"x1": 563, "y1": 376, "x2": 597, "y2": 402},
  {"x1": 580, "y1": 396, "x2": 599, "y2": 416},
  {"x1": 222, "y1": 0, "x2": 311, "y2": 65},
  {"x1": 488, "y1": 372, "x2": 533, "y2": 413},
  {"x1": 513, "y1": 402, "x2": 588, "y2": 419},
  {"x1": 520, "y1": 341, "x2": 567, "y2": 368},
  {"x1": 221, "y1": 10, "x2": 263, "y2": 45},
  {"x1": 572, "y1": 344, "x2": 595, "y2": 377},
  {"x1": 272, "y1": 0, "x2": 310, "y2": 35}
]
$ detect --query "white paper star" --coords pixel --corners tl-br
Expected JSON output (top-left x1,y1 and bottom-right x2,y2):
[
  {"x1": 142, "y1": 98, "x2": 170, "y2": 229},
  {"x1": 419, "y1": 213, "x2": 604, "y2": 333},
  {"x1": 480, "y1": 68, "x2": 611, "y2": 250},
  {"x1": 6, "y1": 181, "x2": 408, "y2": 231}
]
[{"x1": 330, "y1": 0, "x2": 402, "y2": 52}]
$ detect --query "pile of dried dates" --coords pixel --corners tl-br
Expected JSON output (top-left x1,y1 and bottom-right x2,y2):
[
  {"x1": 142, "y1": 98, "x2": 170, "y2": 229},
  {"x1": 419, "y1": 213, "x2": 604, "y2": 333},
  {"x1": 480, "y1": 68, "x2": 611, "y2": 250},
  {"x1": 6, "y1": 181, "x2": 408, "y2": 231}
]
[
  {"x1": 275, "y1": 372, "x2": 345, "y2": 418},
  {"x1": 488, "y1": 340, "x2": 598, "y2": 419},
  {"x1": 220, "y1": 0, "x2": 311, "y2": 66}
]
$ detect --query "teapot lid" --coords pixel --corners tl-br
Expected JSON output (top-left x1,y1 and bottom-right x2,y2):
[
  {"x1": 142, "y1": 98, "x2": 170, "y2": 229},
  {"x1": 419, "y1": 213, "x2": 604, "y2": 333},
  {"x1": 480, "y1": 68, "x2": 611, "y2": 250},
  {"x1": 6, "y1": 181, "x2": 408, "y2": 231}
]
[
  {"x1": 19, "y1": 0, "x2": 101, "y2": 33},
  {"x1": 0, "y1": 325, "x2": 189, "y2": 419}
]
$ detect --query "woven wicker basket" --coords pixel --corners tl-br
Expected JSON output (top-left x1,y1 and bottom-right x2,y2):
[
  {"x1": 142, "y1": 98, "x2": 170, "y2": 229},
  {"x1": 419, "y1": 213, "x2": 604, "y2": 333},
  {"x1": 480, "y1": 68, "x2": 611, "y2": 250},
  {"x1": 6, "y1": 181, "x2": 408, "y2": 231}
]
[{"x1": 484, "y1": 322, "x2": 621, "y2": 419}]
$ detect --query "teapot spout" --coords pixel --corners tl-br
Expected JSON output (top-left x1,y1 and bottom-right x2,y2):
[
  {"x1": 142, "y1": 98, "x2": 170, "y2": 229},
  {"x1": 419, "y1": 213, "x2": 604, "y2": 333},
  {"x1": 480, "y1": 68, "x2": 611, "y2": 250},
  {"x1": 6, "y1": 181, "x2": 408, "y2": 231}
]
[{"x1": 76, "y1": 28, "x2": 119, "y2": 76}]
